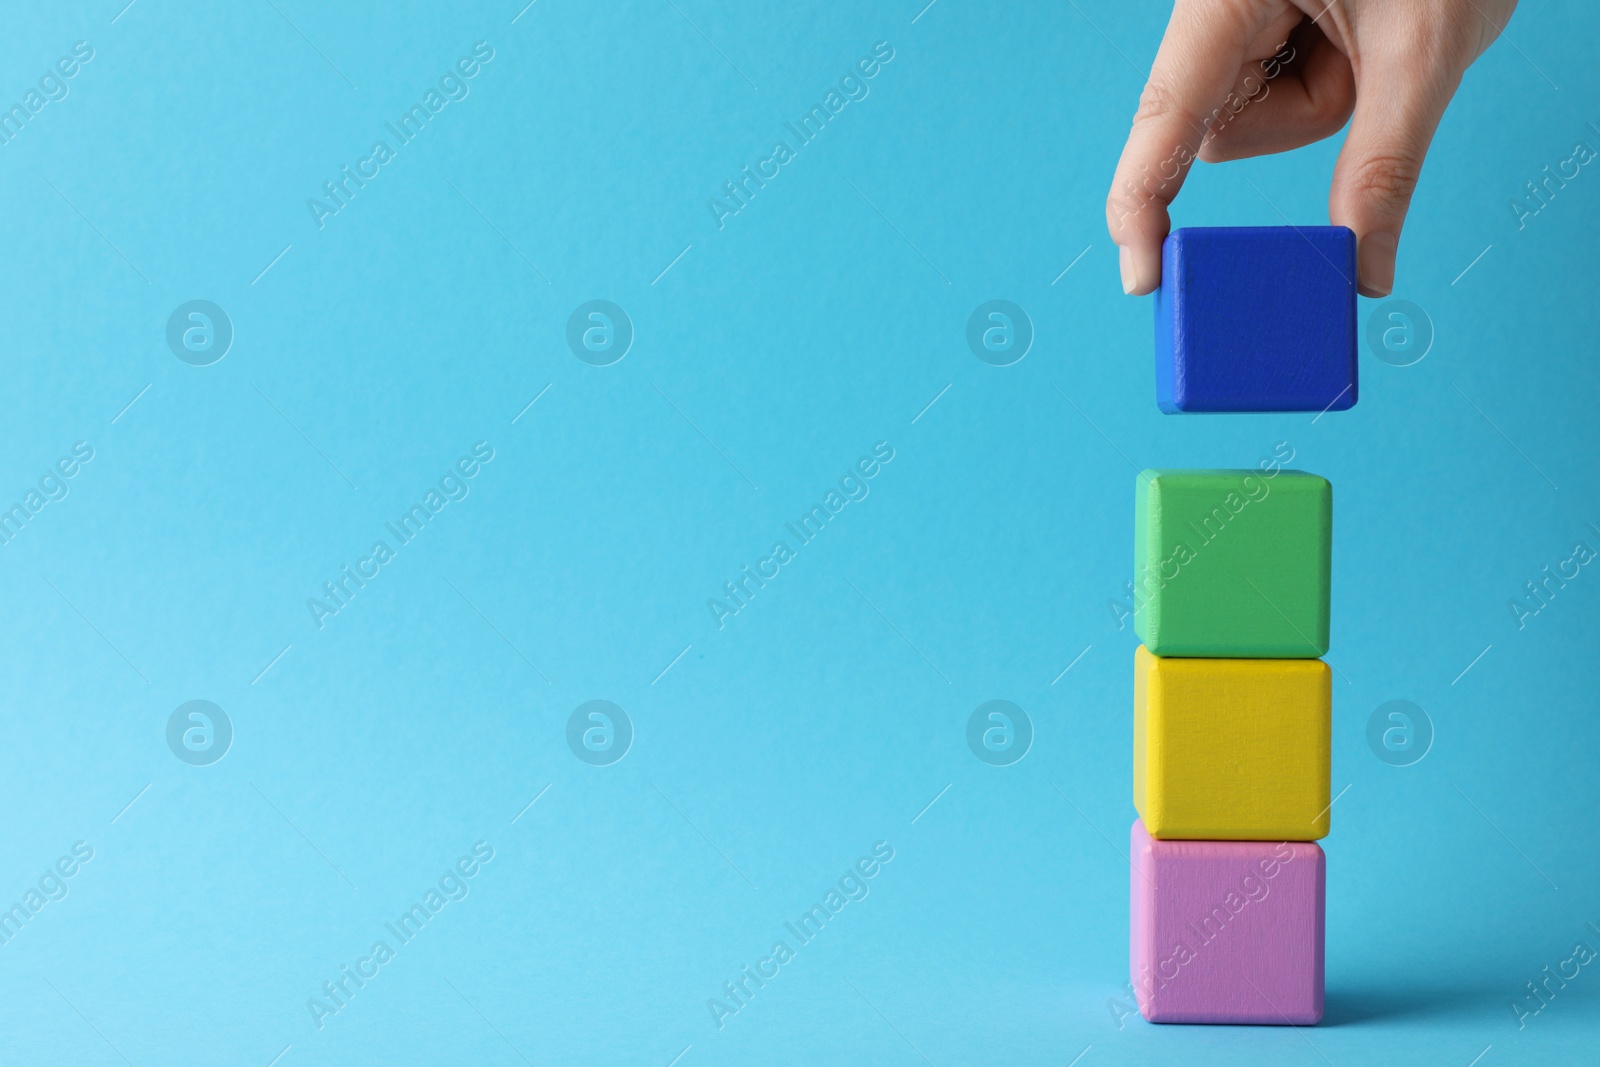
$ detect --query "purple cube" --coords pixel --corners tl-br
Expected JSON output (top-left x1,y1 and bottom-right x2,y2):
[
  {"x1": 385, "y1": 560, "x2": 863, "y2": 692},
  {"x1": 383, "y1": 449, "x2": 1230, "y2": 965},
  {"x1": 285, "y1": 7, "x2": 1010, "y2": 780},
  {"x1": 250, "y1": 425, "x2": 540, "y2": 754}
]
[{"x1": 1130, "y1": 820, "x2": 1325, "y2": 1025}]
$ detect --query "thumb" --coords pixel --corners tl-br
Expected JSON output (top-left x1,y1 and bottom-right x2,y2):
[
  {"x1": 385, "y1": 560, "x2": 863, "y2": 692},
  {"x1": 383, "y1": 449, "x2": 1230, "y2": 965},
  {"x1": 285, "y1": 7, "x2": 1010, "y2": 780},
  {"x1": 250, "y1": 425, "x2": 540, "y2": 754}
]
[{"x1": 1328, "y1": 54, "x2": 1461, "y2": 297}]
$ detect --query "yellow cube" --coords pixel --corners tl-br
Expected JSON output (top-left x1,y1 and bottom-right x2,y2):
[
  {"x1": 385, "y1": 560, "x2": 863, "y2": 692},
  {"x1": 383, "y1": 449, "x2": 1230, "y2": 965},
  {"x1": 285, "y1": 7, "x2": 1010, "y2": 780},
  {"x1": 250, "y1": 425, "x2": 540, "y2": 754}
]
[{"x1": 1134, "y1": 646, "x2": 1330, "y2": 841}]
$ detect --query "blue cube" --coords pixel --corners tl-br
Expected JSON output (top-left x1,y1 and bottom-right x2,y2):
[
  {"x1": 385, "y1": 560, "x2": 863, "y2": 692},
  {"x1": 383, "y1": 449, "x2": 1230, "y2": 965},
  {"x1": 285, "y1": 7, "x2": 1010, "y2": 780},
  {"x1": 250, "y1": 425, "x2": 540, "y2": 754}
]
[{"x1": 1155, "y1": 226, "x2": 1358, "y2": 414}]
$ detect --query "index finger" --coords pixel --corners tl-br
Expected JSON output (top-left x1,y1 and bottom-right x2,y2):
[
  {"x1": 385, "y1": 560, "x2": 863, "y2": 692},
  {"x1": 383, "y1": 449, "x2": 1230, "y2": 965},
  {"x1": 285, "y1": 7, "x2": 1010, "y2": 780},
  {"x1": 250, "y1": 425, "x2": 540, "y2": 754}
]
[{"x1": 1105, "y1": 1, "x2": 1263, "y2": 294}]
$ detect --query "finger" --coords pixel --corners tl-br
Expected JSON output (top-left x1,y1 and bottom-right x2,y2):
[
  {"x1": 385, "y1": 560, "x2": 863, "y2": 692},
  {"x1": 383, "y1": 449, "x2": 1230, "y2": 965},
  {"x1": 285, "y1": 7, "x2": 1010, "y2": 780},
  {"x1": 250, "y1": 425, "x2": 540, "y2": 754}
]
[
  {"x1": 1198, "y1": 27, "x2": 1355, "y2": 163},
  {"x1": 1105, "y1": 0, "x2": 1273, "y2": 295},
  {"x1": 1327, "y1": 49, "x2": 1461, "y2": 296}
]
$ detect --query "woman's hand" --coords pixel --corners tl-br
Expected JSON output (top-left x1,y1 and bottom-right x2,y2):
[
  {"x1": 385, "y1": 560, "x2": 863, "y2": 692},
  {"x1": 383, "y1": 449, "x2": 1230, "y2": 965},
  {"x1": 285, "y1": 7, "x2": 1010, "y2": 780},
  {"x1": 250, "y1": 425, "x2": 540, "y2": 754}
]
[{"x1": 1106, "y1": 0, "x2": 1517, "y2": 297}]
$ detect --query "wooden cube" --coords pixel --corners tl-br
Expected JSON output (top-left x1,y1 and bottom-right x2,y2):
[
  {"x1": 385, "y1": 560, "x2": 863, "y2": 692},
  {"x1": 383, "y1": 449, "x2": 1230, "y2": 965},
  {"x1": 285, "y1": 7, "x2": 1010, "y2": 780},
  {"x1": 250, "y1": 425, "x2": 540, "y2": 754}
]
[
  {"x1": 1131, "y1": 820, "x2": 1325, "y2": 1025},
  {"x1": 1134, "y1": 468, "x2": 1331, "y2": 657},
  {"x1": 1134, "y1": 646, "x2": 1330, "y2": 841},
  {"x1": 1155, "y1": 226, "x2": 1357, "y2": 413}
]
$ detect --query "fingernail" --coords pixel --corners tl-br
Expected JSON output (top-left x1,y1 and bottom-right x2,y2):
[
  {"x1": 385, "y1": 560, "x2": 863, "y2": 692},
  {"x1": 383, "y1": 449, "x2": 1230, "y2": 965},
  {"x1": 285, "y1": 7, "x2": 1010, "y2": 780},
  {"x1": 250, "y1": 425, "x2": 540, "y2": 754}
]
[
  {"x1": 1119, "y1": 245, "x2": 1138, "y2": 294},
  {"x1": 1358, "y1": 231, "x2": 1397, "y2": 297}
]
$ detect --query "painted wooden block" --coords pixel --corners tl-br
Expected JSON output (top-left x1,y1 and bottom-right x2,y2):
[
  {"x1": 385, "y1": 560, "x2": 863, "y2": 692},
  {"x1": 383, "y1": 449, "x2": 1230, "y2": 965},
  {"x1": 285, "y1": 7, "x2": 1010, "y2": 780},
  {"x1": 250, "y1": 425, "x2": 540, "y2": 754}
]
[
  {"x1": 1134, "y1": 468, "x2": 1331, "y2": 657},
  {"x1": 1130, "y1": 820, "x2": 1325, "y2": 1025},
  {"x1": 1134, "y1": 646, "x2": 1330, "y2": 841},
  {"x1": 1155, "y1": 226, "x2": 1357, "y2": 413}
]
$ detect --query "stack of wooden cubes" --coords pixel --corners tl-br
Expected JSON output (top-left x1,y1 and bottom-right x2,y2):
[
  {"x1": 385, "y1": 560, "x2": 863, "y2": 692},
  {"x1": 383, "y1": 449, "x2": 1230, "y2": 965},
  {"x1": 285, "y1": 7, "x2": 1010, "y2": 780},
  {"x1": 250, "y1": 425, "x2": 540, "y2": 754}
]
[{"x1": 1128, "y1": 226, "x2": 1357, "y2": 1025}]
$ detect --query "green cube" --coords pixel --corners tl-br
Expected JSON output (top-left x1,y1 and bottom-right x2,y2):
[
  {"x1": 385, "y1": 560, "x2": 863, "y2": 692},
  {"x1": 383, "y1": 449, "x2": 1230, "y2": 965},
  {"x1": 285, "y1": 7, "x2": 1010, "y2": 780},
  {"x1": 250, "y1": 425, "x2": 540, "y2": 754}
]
[{"x1": 1134, "y1": 469, "x2": 1331, "y2": 657}]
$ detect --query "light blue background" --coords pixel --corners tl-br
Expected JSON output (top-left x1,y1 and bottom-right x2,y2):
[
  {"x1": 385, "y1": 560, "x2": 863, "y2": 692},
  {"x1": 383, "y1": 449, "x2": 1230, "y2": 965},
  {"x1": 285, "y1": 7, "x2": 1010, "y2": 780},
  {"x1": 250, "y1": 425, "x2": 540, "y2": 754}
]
[{"x1": 2, "y1": 1, "x2": 1597, "y2": 1064}]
